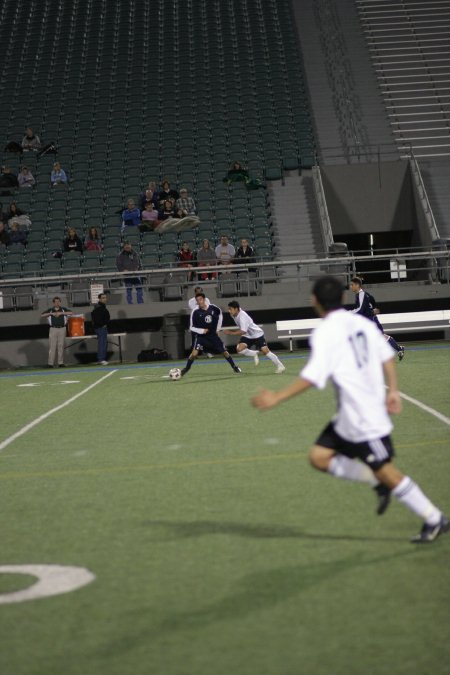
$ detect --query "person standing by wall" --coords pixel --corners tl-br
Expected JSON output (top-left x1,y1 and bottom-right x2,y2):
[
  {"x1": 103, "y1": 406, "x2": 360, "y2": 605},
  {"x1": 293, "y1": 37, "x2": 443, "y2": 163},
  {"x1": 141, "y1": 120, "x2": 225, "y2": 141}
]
[
  {"x1": 41, "y1": 296, "x2": 72, "y2": 367},
  {"x1": 116, "y1": 241, "x2": 144, "y2": 304},
  {"x1": 91, "y1": 293, "x2": 110, "y2": 366}
]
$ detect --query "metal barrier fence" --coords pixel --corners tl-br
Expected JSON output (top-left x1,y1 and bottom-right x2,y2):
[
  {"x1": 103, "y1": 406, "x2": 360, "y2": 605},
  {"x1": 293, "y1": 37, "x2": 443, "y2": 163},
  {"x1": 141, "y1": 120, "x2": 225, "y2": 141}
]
[{"x1": 0, "y1": 247, "x2": 449, "y2": 310}]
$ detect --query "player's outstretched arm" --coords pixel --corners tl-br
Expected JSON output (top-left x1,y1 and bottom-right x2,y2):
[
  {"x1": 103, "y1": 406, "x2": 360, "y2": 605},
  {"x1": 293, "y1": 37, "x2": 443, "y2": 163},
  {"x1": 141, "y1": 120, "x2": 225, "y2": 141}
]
[
  {"x1": 251, "y1": 377, "x2": 313, "y2": 410},
  {"x1": 383, "y1": 357, "x2": 402, "y2": 415}
]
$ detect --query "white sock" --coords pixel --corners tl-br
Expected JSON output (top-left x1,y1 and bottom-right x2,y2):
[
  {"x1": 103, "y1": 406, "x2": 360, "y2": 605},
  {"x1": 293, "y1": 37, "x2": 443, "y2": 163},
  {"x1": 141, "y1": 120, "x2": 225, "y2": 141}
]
[
  {"x1": 266, "y1": 351, "x2": 282, "y2": 367},
  {"x1": 240, "y1": 348, "x2": 258, "y2": 357},
  {"x1": 328, "y1": 455, "x2": 378, "y2": 486},
  {"x1": 392, "y1": 476, "x2": 441, "y2": 525}
]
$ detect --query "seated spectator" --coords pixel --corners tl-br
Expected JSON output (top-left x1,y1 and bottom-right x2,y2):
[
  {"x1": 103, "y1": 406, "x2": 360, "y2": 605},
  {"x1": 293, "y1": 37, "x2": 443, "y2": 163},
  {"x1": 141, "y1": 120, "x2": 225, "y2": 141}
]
[
  {"x1": 121, "y1": 198, "x2": 141, "y2": 232},
  {"x1": 17, "y1": 166, "x2": 36, "y2": 189},
  {"x1": 177, "y1": 241, "x2": 195, "y2": 280},
  {"x1": 140, "y1": 201, "x2": 159, "y2": 230},
  {"x1": 63, "y1": 227, "x2": 83, "y2": 254},
  {"x1": 8, "y1": 221, "x2": 28, "y2": 247},
  {"x1": 51, "y1": 162, "x2": 68, "y2": 187},
  {"x1": 223, "y1": 160, "x2": 249, "y2": 185},
  {"x1": 84, "y1": 227, "x2": 103, "y2": 252},
  {"x1": 196, "y1": 238, "x2": 217, "y2": 280},
  {"x1": 158, "y1": 199, "x2": 175, "y2": 221},
  {"x1": 234, "y1": 238, "x2": 255, "y2": 264},
  {"x1": 7, "y1": 201, "x2": 31, "y2": 230},
  {"x1": 215, "y1": 235, "x2": 235, "y2": 265},
  {"x1": 156, "y1": 180, "x2": 179, "y2": 207},
  {"x1": 175, "y1": 188, "x2": 197, "y2": 216},
  {"x1": 21, "y1": 127, "x2": 41, "y2": 152},
  {"x1": 0, "y1": 166, "x2": 19, "y2": 190},
  {"x1": 223, "y1": 160, "x2": 264, "y2": 190},
  {"x1": 139, "y1": 181, "x2": 158, "y2": 210},
  {"x1": 0, "y1": 221, "x2": 11, "y2": 246}
]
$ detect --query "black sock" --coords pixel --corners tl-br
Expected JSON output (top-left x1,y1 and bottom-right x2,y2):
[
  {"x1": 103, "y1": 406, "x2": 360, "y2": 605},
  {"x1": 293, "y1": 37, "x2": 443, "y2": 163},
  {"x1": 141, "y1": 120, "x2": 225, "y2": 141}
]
[
  {"x1": 225, "y1": 355, "x2": 237, "y2": 369},
  {"x1": 183, "y1": 358, "x2": 194, "y2": 372},
  {"x1": 387, "y1": 336, "x2": 401, "y2": 352}
]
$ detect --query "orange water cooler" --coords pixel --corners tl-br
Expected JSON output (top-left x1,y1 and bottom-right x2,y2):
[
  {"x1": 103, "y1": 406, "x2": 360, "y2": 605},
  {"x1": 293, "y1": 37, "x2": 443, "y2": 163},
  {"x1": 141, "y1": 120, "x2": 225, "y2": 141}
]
[{"x1": 68, "y1": 315, "x2": 85, "y2": 336}]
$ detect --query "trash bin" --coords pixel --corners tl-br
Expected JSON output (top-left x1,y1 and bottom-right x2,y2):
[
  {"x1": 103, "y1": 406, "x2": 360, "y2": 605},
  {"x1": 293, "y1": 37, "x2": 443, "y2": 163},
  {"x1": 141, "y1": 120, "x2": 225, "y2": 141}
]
[{"x1": 162, "y1": 313, "x2": 185, "y2": 359}]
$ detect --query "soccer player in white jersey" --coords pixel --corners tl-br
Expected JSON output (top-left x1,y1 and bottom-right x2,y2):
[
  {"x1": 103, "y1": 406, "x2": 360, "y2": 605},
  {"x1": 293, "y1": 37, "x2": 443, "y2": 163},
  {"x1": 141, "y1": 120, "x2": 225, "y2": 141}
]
[
  {"x1": 252, "y1": 275, "x2": 449, "y2": 543},
  {"x1": 222, "y1": 300, "x2": 285, "y2": 373}
]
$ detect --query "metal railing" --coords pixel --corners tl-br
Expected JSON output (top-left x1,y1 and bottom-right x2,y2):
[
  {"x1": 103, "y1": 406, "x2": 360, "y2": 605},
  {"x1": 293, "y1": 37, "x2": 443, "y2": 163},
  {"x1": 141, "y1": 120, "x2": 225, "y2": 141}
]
[{"x1": 0, "y1": 247, "x2": 448, "y2": 310}]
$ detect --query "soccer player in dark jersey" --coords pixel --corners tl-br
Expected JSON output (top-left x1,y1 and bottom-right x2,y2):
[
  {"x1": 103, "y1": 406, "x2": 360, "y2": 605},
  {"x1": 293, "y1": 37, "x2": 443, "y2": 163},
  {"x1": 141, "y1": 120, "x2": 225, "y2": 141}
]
[
  {"x1": 181, "y1": 293, "x2": 241, "y2": 376},
  {"x1": 350, "y1": 277, "x2": 405, "y2": 361}
]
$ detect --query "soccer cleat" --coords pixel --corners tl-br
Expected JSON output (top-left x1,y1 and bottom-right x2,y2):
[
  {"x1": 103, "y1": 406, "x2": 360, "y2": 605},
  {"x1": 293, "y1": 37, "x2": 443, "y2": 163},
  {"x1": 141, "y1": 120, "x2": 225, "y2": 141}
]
[
  {"x1": 97, "y1": 360, "x2": 108, "y2": 366},
  {"x1": 58, "y1": 364, "x2": 66, "y2": 367},
  {"x1": 411, "y1": 516, "x2": 449, "y2": 544},
  {"x1": 254, "y1": 353, "x2": 259, "y2": 366},
  {"x1": 233, "y1": 366, "x2": 242, "y2": 373},
  {"x1": 206, "y1": 352, "x2": 214, "y2": 358},
  {"x1": 180, "y1": 368, "x2": 187, "y2": 377},
  {"x1": 374, "y1": 483, "x2": 391, "y2": 515},
  {"x1": 398, "y1": 346, "x2": 405, "y2": 361},
  {"x1": 275, "y1": 364, "x2": 286, "y2": 374}
]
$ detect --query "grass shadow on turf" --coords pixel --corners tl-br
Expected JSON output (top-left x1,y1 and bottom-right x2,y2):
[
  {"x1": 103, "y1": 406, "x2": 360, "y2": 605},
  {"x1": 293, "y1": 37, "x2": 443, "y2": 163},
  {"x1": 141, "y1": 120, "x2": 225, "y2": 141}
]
[{"x1": 142, "y1": 519, "x2": 405, "y2": 543}]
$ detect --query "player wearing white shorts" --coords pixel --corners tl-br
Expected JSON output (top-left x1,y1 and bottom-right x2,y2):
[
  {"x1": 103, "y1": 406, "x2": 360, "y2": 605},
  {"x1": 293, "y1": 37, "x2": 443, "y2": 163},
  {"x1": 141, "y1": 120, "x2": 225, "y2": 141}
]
[
  {"x1": 252, "y1": 275, "x2": 448, "y2": 544},
  {"x1": 222, "y1": 301, "x2": 285, "y2": 373}
]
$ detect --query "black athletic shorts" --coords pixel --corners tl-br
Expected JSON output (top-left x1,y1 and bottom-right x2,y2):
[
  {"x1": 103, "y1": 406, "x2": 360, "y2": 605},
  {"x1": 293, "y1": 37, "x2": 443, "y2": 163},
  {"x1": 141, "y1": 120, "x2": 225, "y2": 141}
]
[
  {"x1": 315, "y1": 421, "x2": 395, "y2": 471},
  {"x1": 240, "y1": 335, "x2": 267, "y2": 350},
  {"x1": 193, "y1": 333, "x2": 226, "y2": 354}
]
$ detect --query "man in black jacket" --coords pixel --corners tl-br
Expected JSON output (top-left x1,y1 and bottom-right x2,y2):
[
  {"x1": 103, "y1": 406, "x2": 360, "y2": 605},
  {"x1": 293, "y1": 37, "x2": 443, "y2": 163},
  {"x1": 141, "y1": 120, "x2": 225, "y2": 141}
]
[{"x1": 91, "y1": 293, "x2": 110, "y2": 365}]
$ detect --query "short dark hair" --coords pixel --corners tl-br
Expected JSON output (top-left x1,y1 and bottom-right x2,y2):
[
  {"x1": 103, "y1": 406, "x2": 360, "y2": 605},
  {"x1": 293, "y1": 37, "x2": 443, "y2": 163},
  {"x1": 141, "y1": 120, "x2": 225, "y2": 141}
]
[
  {"x1": 195, "y1": 291, "x2": 206, "y2": 299},
  {"x1": 98, "y1": 293, "x2": 106, "y2": 299},
  {"x1": 312, "y1": 276, "x2": 344, "y2": 311},
  {"x1": 228, "y1": 300, "x2": 240, "y2": 309},
  {"x1": 52, "y1": 296, "x2": 61, "y2": 301},
  {"x1": 351, "y1": 276, "x2": 364, "y2": 286}
]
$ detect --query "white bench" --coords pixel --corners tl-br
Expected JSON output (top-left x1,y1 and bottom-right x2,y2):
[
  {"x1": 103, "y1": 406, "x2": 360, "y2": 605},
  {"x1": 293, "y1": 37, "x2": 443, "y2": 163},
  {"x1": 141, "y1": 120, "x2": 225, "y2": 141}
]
[{"x1": 277, "y1": 310, "x2": 450, "y2": 351}]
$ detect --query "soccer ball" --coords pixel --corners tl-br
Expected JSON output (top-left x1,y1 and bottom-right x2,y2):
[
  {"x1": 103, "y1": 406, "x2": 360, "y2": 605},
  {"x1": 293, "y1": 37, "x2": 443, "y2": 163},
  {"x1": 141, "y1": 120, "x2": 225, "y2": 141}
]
[{"x1": 169, "y1": 367, "x2": 182, "y2": 380}]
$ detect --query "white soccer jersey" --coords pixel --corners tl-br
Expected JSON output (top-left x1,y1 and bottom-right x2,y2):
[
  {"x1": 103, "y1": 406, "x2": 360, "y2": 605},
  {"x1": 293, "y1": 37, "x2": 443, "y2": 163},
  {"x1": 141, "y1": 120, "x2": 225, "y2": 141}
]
[
  {"x1": 301, "y1": 309, "x2": 395, "y2": 443},
  {"x1": 188, "y1": 296, "x2": 210, "y2": 310},
  {"x1": 232, "y1": 309, "x2": 264, "y2": 339}
]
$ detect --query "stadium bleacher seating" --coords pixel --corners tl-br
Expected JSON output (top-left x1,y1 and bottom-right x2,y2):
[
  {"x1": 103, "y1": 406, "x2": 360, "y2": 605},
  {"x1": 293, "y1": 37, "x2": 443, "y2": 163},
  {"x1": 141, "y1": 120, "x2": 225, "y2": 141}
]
[{"x1": 0, "y1": 0, "x2": 316, "y2": 279}]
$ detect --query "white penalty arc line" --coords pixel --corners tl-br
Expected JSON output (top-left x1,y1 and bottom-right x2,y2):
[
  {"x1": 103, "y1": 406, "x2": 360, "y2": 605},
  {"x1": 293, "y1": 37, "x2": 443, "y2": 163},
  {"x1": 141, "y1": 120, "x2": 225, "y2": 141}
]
[
  {"x1": 0, "y1": 370, "x2": 117, "y2": 452},
  {"x1": 399, "y1": 390, "x2": 450, "y2": 427}
]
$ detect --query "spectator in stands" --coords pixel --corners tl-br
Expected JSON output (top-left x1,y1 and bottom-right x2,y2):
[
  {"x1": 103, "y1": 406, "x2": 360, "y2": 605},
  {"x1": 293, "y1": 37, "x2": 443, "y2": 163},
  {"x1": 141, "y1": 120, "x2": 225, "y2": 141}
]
[
  {"x1": 21, "y1": 127, "x2": 41, "y2": 152},
  {"x1": 0, "y1": 166, "x2": 19, "y2": 190},
  {"x1": 234, "y1": 238, "x2": 255, "y2": 264},
  {"x1": 17, "y1": 166, "x2": 36, "y2": 189},
  {"x1": 8, "y1": 221, "x2": 28, "y2": 247},
  {"x1": 139, "y1": 181, "x2": 158, "y2": 210},
  {"x1": 197, "y1": 238, "x2": 218, "y2": 280},
  {"x1": 140, "y1": 200, "x2": 159, "y2": 230},
  {"x1": 223, "y1": 160, "x2": 249, "y2": 185},
  {"x1": 175, "y1": 188, "x2": 197, "y2": 216},
  {"x1": 158, "y1": 199, "x2": 175, "y2": 221},
  {"x1": 51, "y1": 162, "x2": 68, "y2": 187},
  {"x1": 7, "y1": 203, "x2": 31, "y2": 230},
  {"x1": 215, "y1": 235, "x2": 236, "y2": 265},
  {"x1": 157, "y1": 180, "x2": 179, "y2": 207},
  {"x1": 177, "y1": 241, "x2": 195, "y2": 280},
  {"x1": 121, "y1": 198, "x2": 141, "y2": 232},
  {"x1": 0, "y1": 221, "x2": 11, "y2": 247},
  {"x1": 84, "y1": 227, "x2": 103, "y2": 252},
  {"x1": 63, "y1": 227, "x2": 83, "y2": 254},
  {"x1": 223, "y1": 160, "x2": 264, "y2": 190},
  {"x1": 116, "y1": 241, "x2": 144, "y2": 304}
]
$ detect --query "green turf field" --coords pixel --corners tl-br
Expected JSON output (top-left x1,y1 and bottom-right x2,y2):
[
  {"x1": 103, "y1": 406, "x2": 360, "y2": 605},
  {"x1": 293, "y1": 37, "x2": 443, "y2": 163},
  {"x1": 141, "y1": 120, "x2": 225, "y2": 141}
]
[{"x1": 0, "y1": 343, "x2": 449, "y2": 675}]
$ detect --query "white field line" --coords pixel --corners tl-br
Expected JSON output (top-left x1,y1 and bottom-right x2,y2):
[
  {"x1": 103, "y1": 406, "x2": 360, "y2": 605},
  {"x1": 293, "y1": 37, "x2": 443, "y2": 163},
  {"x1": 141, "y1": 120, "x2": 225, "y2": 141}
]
[
  {"x1": 399, "y1": 390, "x2": 450, "y2": 427},
  {"x1": 0, "y1": 370, "x2": 117, "y2": 452}
]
